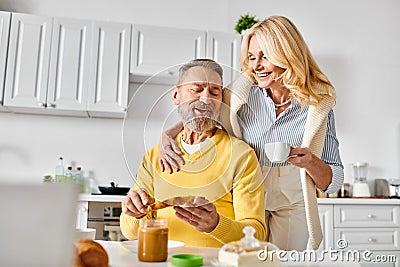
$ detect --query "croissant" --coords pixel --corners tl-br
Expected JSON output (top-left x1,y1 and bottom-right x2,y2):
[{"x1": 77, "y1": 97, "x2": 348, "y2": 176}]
[
  {"x1": 73, "y1": 240, "x2": 108, "y2": 267},
  {"x1": 147, "y1": 196, "x2": 197, "y2": 212}
]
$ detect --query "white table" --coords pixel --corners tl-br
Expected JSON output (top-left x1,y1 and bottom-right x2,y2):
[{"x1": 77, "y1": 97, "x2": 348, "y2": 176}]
[{"x1": 96, "y1": 241, "x2": 362, "y2": 267}]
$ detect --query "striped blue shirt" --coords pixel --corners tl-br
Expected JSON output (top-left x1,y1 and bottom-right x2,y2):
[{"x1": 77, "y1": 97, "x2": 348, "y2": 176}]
[{"x1": 237, "y1": 85, "x2": 344, "y2": 193}]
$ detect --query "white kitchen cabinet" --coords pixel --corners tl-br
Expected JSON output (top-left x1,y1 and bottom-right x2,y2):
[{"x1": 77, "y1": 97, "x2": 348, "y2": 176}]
[
  {"x1": 130, "y1": 25, "x2": 241, "y2": 86},
  {"x1": 4, "y1": 13, "x2": 91, "y2": 116},
  {"x1": 46, "y1": 17, "x2": 93, "y2": 116},
  {"x1": 3, "y1": 13, "x2": 53, "y2": 113},
  {"x1": 315, "y1": 204, "x2": 334, "y2": 253},
  {"x1": 0, "y1": 11, "x2": 10, "y2": 112},
  {"x1": 206, "y1": 31, "x2": 241, "y2": 86},
  {"x1": 130, "y1": 24, "x2": 206, "y2": 84},
  {"x1": 87, "y1": 21, "x2": 131, "y2": 118},
  {"x1": 334, "y1": 204, "x2": 400, "y2": 228},
  {"x1": 76, "y1": 201, "x2": 89, "y2": 229},
  {"x1": 3, "y1": 12, "x2": 130, "y2": 118},
  {"x1": 318, "y1": 199, "x2": 400, "y2": 267}
]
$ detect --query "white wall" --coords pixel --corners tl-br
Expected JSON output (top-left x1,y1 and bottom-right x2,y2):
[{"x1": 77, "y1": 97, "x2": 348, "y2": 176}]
[{"x1": 1, "y1": 0, "x2": 399, "y2": 190}]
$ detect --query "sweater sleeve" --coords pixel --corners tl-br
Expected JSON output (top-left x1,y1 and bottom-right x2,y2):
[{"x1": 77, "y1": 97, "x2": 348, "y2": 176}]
[
  {"x1": 207, "y1": 147, "x2": 266, "y2": 243},
  {"x1": 221, "y1": 73, "x2": 254, "y2": 139},
  {"x1": 120, "y1": 152, "x2": 155, "y2": 240}
]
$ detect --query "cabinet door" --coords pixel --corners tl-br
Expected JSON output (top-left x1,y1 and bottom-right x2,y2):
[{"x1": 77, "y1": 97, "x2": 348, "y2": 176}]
[
  {"x1": 76, "y1": 201, "x2": 88, "y2": 229},
  {"x1": 206, "y1": 31, "x2": 241, "y2": 86},
  {"x1": 131, "y1": 24, "x2": 206, "y2": 81},
  {"x1": 87, "y1": 21, "x2": 130, "y2": 118},
  {"x1": 358, "y1": 251, "x2": 400, "y2": 267},
  {"x1": 0, "y1": 11, "x2": 10, "y2": 112},
  {"x1": 47, "y1": 17, "x2": 92, "y2": 115},
  {"x1": 309, "y1": 204, "x2": 334, "y2": 252},
  {"x1": 318, "y1": 204, "x2": 334, "y2": 252},
  {"x1": 4, "y1": 13, "x2": 52, "y2": 110}
]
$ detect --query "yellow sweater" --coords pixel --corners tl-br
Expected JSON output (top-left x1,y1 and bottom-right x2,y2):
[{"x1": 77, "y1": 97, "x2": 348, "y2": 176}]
[{"x1": 120, "y1": 129, "x2": 266, "y2": 247}]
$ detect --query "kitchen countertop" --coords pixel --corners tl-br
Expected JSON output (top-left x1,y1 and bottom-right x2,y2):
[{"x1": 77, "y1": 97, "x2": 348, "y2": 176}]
[
  {"x1": 79, "y1": 194, "x2": 400, "y2": 205},
  {"x1": 79, "y1": 193, "x2": 125, "y2": 202},
  {"x1": 97, "y1": 240, "x2": 362, "y2": 266},
  {"x1": 317, "y1": 197, "x2": 400, "y2": 205}
]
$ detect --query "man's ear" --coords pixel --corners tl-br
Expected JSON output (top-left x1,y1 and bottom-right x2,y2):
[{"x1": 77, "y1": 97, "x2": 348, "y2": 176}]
[{"x1": 172, "y1": 87, "x2": 180, "y2": 105}]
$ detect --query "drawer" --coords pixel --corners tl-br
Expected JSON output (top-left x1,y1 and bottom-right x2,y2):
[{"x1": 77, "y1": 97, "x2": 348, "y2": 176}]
[
  {"x1": 358, "y1": 251, "x2": 400, "y2": 267},
  {"x1": 334, "y1": 205, "x2": 400, "y2": 227},
  {"x1": 334, "y1": 228, "x2": 400, "y2": 251}
]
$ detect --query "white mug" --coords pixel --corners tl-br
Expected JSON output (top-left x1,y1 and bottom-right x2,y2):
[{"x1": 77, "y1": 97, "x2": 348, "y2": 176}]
[
  {"x1": 75, "y1": 228, "x2": 96, "y2": 240},
  {"x1": 265, "y1": 142, "x2": 291, "y2": 163}
]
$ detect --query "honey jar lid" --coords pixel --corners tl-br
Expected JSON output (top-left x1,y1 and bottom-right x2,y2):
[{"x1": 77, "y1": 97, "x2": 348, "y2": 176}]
[{"x1": 171, "y1": 254, "x2": 203, "y2": 267}]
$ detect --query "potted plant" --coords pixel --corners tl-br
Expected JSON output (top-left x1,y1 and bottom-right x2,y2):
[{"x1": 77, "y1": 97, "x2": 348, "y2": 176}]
[{"x1": 234, "y1": 13, "x2": 259, "y2": 35}]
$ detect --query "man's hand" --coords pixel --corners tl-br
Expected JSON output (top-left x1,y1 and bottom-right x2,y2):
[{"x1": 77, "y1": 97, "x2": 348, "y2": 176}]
[
  {"x1": 173, "y1": 197, "x2": 219, "y2": 233},
  {"x1": 121, "y1": 188, "x2": 155, "y2": 218}
]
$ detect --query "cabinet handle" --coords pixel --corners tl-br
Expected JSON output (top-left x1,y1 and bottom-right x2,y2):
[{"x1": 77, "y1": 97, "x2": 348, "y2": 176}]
[
  {"x1": 367, "y1": 214, "x2": 376, "y2": 219},
  {"x1": 38, "y1": 102, "x2": 46, "y2": 108},
  {"x1": 49, "y1": 103, "x2": 56, "y2": 108},
  {"x1": 121, "y1": 107, "x2": 127, "y2": 112},
  {"x1": 368, "y1": 237, "x2": 376, "y2": 243}
]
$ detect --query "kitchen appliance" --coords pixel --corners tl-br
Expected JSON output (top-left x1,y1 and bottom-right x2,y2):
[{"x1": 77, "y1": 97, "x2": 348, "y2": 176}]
[
  {"x1": 351, "y1": 162, "x2": 371, "y2": 197},
  {"x1": 87, "y1": 202, "x2": 127, "y2": 241},
  {"x1": 374, "y1": 178, "x2": 390, "y2": 197},
  {"x1": 388, "y1": 178, "x2": 400, "y2": 198},
  {"x1": 98, "y1": 181, "x2": 130, "y2": 195}
]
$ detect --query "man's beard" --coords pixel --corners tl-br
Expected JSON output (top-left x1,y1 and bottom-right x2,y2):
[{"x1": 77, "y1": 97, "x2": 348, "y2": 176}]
[{"x1": 178, "y1": 100, "x2": 219, "y2": 133}]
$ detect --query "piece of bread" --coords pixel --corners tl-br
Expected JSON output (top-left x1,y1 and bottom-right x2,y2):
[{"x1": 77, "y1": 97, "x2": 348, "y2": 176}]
[{"x1": 74, "y1": 239, "x2": 108, "y2": 267}]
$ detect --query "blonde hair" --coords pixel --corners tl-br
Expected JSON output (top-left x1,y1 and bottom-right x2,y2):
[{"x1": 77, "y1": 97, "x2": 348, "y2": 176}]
[{"x1": 240, "y1": 15, "x2": 336, "y2": 106}]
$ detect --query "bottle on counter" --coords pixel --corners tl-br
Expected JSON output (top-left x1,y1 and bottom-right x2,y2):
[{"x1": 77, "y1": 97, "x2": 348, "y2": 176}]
[
  {"x1": 74, "y1": 166, "x2": 84, "y2": 192},
  {"x1": 55, "y1": 157, "x2": 65, "y2": 183},
  {"x1": 340, "y1": 183, "x2": 351, "y2": 198},
  {"x1": 65, "y1": 166, "x2": 73, "y2": 183}
]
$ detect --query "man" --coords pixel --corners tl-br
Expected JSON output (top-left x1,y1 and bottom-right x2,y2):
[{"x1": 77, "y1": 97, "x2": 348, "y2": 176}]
[{"x1": 120, "y1": 59, "x2": 266, "y2": 247}]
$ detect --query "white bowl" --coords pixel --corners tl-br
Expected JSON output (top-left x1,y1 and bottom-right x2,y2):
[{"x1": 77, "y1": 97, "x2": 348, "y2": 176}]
[
  {"x1": 121, "y1": 240, "x2": 184, "y2": 254},
  {"x1": 75, "y1": 228, "x2": 96, "y2": 240}
]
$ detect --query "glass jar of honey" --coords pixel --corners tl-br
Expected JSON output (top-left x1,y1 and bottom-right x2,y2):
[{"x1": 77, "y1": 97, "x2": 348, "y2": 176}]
[{"x1": 138, "y1": 219, "x2": 168, "y2": 262}]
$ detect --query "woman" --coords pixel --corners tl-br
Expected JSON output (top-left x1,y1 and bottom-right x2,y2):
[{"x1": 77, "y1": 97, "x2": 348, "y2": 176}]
[{"x1": 159, "y1": 15, "x2": 343, "y2": 250}]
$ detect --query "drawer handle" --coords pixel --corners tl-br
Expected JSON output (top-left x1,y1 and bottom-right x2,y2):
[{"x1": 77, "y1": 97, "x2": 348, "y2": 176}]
[
  {"x1": 367, "y1": 214, "x2": 376, "y2": 219},
  {"x1": 368, "y1": 237, "x2": 377, "y2": 243}
]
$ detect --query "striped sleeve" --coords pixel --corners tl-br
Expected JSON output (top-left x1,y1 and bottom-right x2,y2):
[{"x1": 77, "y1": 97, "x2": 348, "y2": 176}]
[{"x1": 321, "y1": 109, "x2": 344, "y2": 193}]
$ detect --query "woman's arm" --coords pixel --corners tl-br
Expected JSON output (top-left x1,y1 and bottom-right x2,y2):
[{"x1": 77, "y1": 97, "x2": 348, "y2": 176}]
[
  {"x1": 288, "y1": 147, "x2": 333, "y2": 190},
  {"x1": 318, "y1": 110, "x2": 344, "y2": 193},
  {"x1": 288, "y1": 110, "x2": 344, "y2": 192},
  {"x1": 158, "y1": 121, "x2": 184, "y2": 173}
]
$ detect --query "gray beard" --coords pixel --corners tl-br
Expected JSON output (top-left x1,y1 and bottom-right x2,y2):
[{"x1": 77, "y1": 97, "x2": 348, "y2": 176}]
[
  {"x1": 184, "y1": 117, "x2": 217, "y2": 133},
  {"x1": 178, "y1": 103, "x2": 218, "y2": 133}
]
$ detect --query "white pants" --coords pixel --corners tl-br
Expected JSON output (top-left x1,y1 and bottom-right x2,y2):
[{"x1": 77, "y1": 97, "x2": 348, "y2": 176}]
[{"x1": 263, "y1": 165, "x2": 308, "y2": 251}]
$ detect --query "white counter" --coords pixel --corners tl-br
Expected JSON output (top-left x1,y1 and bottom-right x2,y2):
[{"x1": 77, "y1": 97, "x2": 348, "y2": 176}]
[
  {"x1": 79, "y1": 194, "x2": 125, "y2": 202},
  {"x1": 97, "y1": 240, "x2": 362, "y2": 267},
  {"x1": 79, "y1": 194, "x2": 400, "y2": 205},
  {"x1": 317, "y1": 197, "x2": 400, "y2": 205}
]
